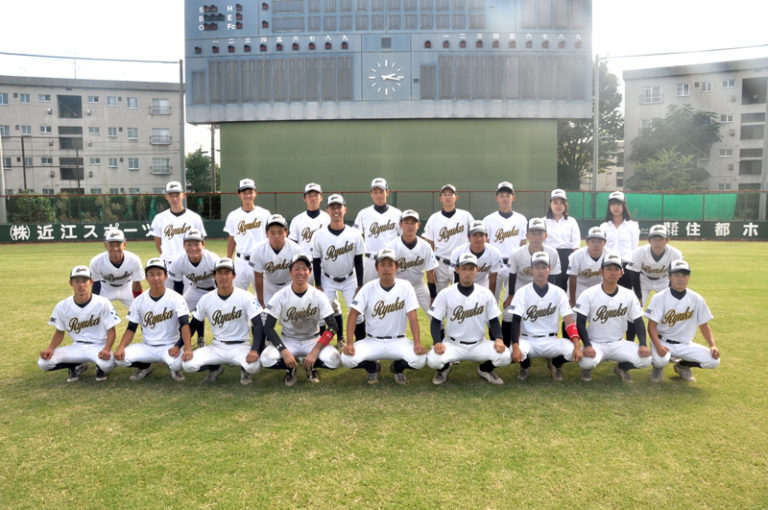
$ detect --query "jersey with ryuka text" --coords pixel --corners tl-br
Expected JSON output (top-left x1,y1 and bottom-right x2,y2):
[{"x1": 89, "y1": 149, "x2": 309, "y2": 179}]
[
  {"x1": 224, "y1": 205, "x2": 271, "y2": 257},
  {"x1": 354, "y1": 205, "x2": 402, "y2": 254},
  {"x1": 89, "y1": 250, "x2": 144, "y2": 289},
  {"x1": 567, "y1": 247, "x2": 612, "y2": 299},
  {"x1": 249, "y1": 238, "x2": 304, "y2": 285},
  {"x1": 508, "y1": 245, "x2": 562, "y2": 292},
  {"x1": 386, "y1": 236, "x2": 439, "y2": 286},
  {"x1": 49, "y1": 294, "x2": 121, "y2": 343},
  {"x1": 168, "y1": 249, "x2": 219, "y2": 289},
  {"x1": 428, "y1": 284, "x2": 500, "y2": 341},
  {"x1": 194, "y1": 288, "x2": 262, "y2": 342},
  {"x1": 482, "y1": 210, "x2": 528, "y2": 259},
  {"x1": 573, "y1": 284, "x2": 643, "y2": 344},
  {"x1": 127, "y1": 289, "x2": 190, "y2": 345},
  {"x1": 628, "y1": 244, "x2": 683, "y2": 285},
  {"x1": 508, "y1": 283, "x2": 572, "y2": 337},
  {"x1": 644, "y1": 288, "x2": 713, "y2": 344},
  {"x1": 267, "y1": 285, "x2": 334, "y2": 339},
  {"x1": 350, "y1": 279, "x2": 419, "y2": 338},
  {"x1": 422, "y1": 209, "x2": 475, "y2": 260},
  {"x1": 312, "y1": 225, "x2": 365, "y2": 278},
  {"x1": 289, "y1": 210, "x2": 330, "y2": 257},
  {"x1": 151, "y1": 209, "x2": 207, "y2": 262},
  {"x1": 449, "y1": 242, "x2": 504, "y2": 288}
]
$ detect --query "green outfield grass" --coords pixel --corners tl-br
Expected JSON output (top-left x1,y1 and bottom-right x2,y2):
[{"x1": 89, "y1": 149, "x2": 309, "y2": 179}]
[{"x1": 0, "y1": 240, "x2": 765, "y2": 509}]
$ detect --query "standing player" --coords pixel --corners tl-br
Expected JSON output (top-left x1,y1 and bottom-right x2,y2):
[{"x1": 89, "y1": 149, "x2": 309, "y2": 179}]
[
  {"x1": 38, "y1": 265, "x2": 121, "y2": 382},
  {"x1": 567, "y1": 227, "x2": 611, "y2": 307},
  {"x1": 505, "y1": 218, "x2": 561, "y2": 305},
  {"x1": 113, "y1": 258, "x2": 192, "y2": 382},
  {"x1": 289, "y1": 183, "x2": 330, "y2": 284},
  {"x1": 260, "y1": 254, "x2": 341, "y2": 385},
  {"x1": 543, "y1": 189, "x2": 580, "y2": 292},
  {"x1": 427, "y1": 253, "x2": 511, "y2": 385},
  {"x1": 341, "y1": 249, "x2": 426, "y2": 384},
  {"x1": 90, "y1": 228, "x2": 144, "y2": 308},
  {"x1": 646, "y1": 259, "x2": 720, "y2": 383},
  {"x1": 354, "y1": 177, "x2": 402, "y2": 283},
  {"x1": 574, "y1": 253, "x2": 651, "y2": 382},
  {"x1": 181, "y1": 258, "x2": 264, "y2": 385},
  {"x1": 151, "y1": 181, "x2": 207, "y2": 288},
  {"x1": 449, "y1": 220, "x2": 504, "y2": 295},
  {"x1": 422, "y1": 184, "x2": 475, "y2": 293},
  {"x1": 312, "y1": 194, "x2": 365, "y2": 346},
  {"x1": 627, "y1": 224, "x2": 683, "y2": 306},
  {"x1": 250, "y1": 214, "x2": 303, "y2": 309},
  {"x1": 483, "y1": 181, "x2": 527, "y2": 303},
  {"x1": 386, "y1": 209, "x2": 439, "y2": 313},
  {"x1": 224, "y1": 178, "x2": 271, "y2": 290}
]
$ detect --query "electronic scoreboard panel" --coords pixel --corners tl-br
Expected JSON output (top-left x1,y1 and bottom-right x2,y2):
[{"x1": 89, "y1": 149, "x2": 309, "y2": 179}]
[{"x1": 184, "y1": 0, "x2": 592, "y2": 123}]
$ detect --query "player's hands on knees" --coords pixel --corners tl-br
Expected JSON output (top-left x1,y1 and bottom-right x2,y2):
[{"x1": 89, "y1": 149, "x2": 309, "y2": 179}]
[
  {"x1": 638, "y1": 345, "x2": 651, "y2": 358},
  {"x1": 572, "y1": 346, "x2": 583, "y2": 363},
  {"x1": 433, "y1": 343, "x2": 446, "y2": 355},
  {"x1": 40, "y1": 349, "x2": 53, "y2": 360},
  {"x1": 167, "y1": 346, "x2": 180, "y2": 358},
  {"x1": 655, "y1": 343, "x2": 669, "y2": 357},
  {"x1": 511, "y1": 344, "x2": 524, "y2": 363},
  {"x1": 583, "y1": 346, "x2": 596, "y2": 358},
  {"x1": 413, "y1": 343, "x2": 427, "y2": 355},
  {"x1": 98, "y1": 348, "x2": 112, "y2": 360},
  {"x1": 710, "y1": 346, "x2": 720, "y2": 359},
  {"x1": 281, "y1": 349, "x2": 297, "y2": 368},
  {"x1": 246, "y1": 349, "x2": 260, "y2": 364},
  {"x1": 114, "y1": 348, "x2": 126, "y2": 361},
  {"x1": 493, "y1": 338, "x2": 505, "y2": 354},
  {"x1": 182, "y1": 350, "x2": 194, "y2": 361},
  {"x1": 342, "y1": 343, "x2": 355, "y2": 357},
  {"x1": 302, "y1": 352, "x2": 318, "y2": 370}
]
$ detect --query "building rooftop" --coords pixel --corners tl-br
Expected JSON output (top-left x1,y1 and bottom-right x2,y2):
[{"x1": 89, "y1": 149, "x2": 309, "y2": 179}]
[
  {"x1": 623, "y1": 57, "x2": 768, "y2": 80},
  {"x1": 0, "y1": 75, "x2": 181, "y2": 92}
]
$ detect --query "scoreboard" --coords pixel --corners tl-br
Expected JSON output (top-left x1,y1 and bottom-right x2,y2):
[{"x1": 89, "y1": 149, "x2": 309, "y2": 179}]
[{"x1": 184, "y1": 0, "x2": 592, "y2": 123}]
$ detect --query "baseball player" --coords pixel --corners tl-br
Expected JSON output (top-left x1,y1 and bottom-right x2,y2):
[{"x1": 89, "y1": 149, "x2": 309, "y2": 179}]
[
  {"x1": 353, "y1": 177, "x2": 402, "y2": 283},
  {"x1": 250, "y1": 214, "x2": 303, "y2": 309},
  {"x1": 627, "y1": 224, "x2": 683, "y2": 306},
  {"x1": 260, "y1": 254, "x2": 341, "y2": 385},
  {"x1": 89, "y1": 228, "x2": 144, "y2": 308},
  {"x1": 483, "y1": 181, "x2": 527, "y2": 303},
  {"x1": 341, "y1": 248, "x2": 426, "y2": 384},
  {"x1": 168, "y1": 229, "x2": 219, "y2": 348},
  {"x1": 646, "y1": 259, "x2": 720, "y2": 383},
  {"x1": 426, "y1": 253, "x2": 511, "y2": 385},
  {"x1": 505, "y1": 217, "x2": 561, "y2": 305},
  {"x1": 150, "y1": 181, "x2": 207, "y2": 288},
  {"x1": 543, "y1": 189, "x2": 581, "y2": 293},
  {"x1": 573, "y1": 253, "x2": 651, "y2": 382},
  {"x1": 449, "y1": 220, "x2": 504, "y2": 295},
  {"x1": 386, "y1": 209, "x2": 438, "y2": 313},
  {"x1": 498, "y1": 251, "x2": 583, "y2": 382},
  {"x1": 224, "y1": 178, "x2": 271, "y2": 290},
  {"x1": 422, "y1": 184, "x2": 475, "y2": 293},
  {"x1": 38, "y1": 265, "x2": 121, "y2": 382},
  {"x1": 567, "y1": 226, "x2": 611, "y2": 307},
  {"x1": 312, "y1": 193, "x2": 365, "y2": 346},
  {"x1": 181, "y1": 258, "x2": 263, "y2": 385},
  {"x1": 289, "y1": 182, "x2": 331, "y2": 284},
  {"x1": 113, "y1": 258, "x2": 192, "y2": 382}
]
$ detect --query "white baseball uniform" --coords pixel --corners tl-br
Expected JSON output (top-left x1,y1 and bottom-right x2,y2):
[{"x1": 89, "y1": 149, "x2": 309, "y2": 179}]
[
  {"x1": 224, "y1": 205, "x2": 271, "y2": 289},
  {"x1": 289, "y1": 209, "x2": 331, "y2": 285},
  {"x1": 422, "y1": 209, "x2": 475, "y2": 292},
  {"x1": 168, "y1": 249, "x2": 220, "y2": 311},
  {"x1": 645, "y1": 288, "x2": 719, "y2": 369},
  {"x1": 483, "y1": 210, "x2": 528, "y2": 301},
  {"x1": 38, "y1": 294, "x2": 121, "y2": 373},
  {"x1": 89, "y1": 251, "x2": 144, "y2": 307},
  {"x1": 567, "y1": 247, "x2": 612, "y2": 301},
  {"x1": 628, "y1": 244, "x2": 683, "y2": 304},
  {"x1": 249, "y1": 238, "x2": 304, "y2": 307},
  {"x1": 340, "y1": 279, "x2": 426, "y2": 369},
  {"x1": 507, "y1": 283, "x2": 575, "y2": 362},
  {"x1": 386, "y1": 236, "x2": 439, "y2": 313},
  {"x1": 449, "y1": 242, "x2": 504, "y2": 292},
  {"x1": 312, "y1": 225, "x2": 365, "y2": 316},
  {"x1": 151, "y1": 208, "x2": 207, "y2": 263},
  {"x1": 354, "y1": 205, "x2": 402, "y2": 283},
  {"x1": 506, "y1": 244, "x2": 562, "y2": 316}
]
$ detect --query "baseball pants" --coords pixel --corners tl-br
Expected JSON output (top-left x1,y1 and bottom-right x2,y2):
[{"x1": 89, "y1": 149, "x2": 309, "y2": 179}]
[
  {"x1": 234, "y1": 256, "x2": 254, "y2": 290},
  {"x1": 181, "y1": 342, "x2": 261, "y2": 374},
  {"x1": 493, "y1": 267, "x2": 510, "y2": 304},
  {"x1": 341, "y1": 337, "x2": 426, "y2": 369},
  {"x1": 640, "y1": 281, "x2": 667, "y2": 307},
  {"x1": 261, "y1": 335, "x2": 341, "y2": 369},
  {"x1": 99, "y1": 284, "x2": 134, "y2": 308},
  {"x1": 322, "y1": 275, "x2": 363, "y2": 324},
  {"x1": 517, "y1": 335, "x2": 575, "y2": 361},
  {"x1": 434, "y1": 260, "x2": 454, "y2": 293},
  {"x1": 38, "y1": 342, "x2": 116, "y2": 373},
  {"x1": 410, "y1": 280, "x2": 432, "y2": 314},
  {"x1": 651, "y1": 341, "x2": 720, "y2": 369},
  {"x1": 183, "y1": 286, "x2": 212, "y2": 312},
  {"x1": 115, "y1": 343, "x2": 184, "y2": 372},
  {"x1": 262, "y1": 279, "x2": 289, "y2": 308},
  {"x1": 362, "y1": 255, "x2": 378, "y2": 284},
  {"x1": 578, "y1": 340, "x2": 652, "y2": 371},
  {"x1": 426, "y1": 338, "x2": 511, "y2": 369}
]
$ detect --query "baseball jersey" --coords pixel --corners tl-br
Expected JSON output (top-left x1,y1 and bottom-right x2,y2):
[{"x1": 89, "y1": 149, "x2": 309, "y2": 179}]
[
  {"x1": 266, "y1": 285, "x2": 334, "y2": 339},
  {"x1": 386, "y1": 236, "x2": 439, "y2": 286},
  {"x1": 508, "y1": 283, "x2": 572, "y2": 336},
  {"x1": 224, "y1": 205, "x2": 271, "y2": 256},
  {"x1": 628, "y1": 244, "x2": 683, "y2": 285},
  {"x1": 422, "y1": 209, "x2": 475, "y2": 260},
  {"x1": 567, "y1": 247, "x2": 611, "y2": 299},
  {"x1": 508, "y1": 245, "x2": 562, "y2": 292},
  {"x1": 289, "y1": 209, "x2": 330, "y2": 257},
  {"x1": 194, "y1": 288, "x2": 262, "y2": 342},
  {"x1": 600, "y1": 220, "x2": 640, "y2": 262},
  {"x1": 544, "y1": 216, "x2": 581, "y2": 250},
  {"x1": 127, "y1": 289, "x2": 190, "y2": 345},
  {"x1": 429, "y1": 284, "x2": 500, "y2": 340},
  {"x1": 350, "y1": 279, "x2": 419, "y2": 338},
  {"x1": 49, "y1": 294, "x2": 121, "y2": 343},
  {"x1": 249, "y1": 238, "x2": 304, "y2": 285},
  {"x1": 353, "y1": 205, "x2": 402, "y2": 253},
  {"x1": 312, "y1": 225, "x2": 365, "y2": 278},
  {"x1": 483, "y1": 210, "x2": 528, "y2": 260},
  {"x1": 644, "y1": 288, "x2": 713, "y2": 344},
  {"x1": 168, "y1": 249, "x2": 219, "y2": 289},
  {"x1": 89, "y1": 251, "x2": 144, "y2": 288},
  {"x1": 151, "y1": 208, "x2": 207, "y2": 262},
  {"x1": 573, "y1": 284, "x2": 643, "y2": 343},
  {"x1": 449, "y1": 242, "x2": 504, "y2": 287}
]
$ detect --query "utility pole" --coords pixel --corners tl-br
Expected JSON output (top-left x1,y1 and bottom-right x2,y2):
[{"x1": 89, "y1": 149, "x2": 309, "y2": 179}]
[
  {"x1": 0, "y1": 132, "x2": 7, "y2": 223},
  {"x1": 759, "y1": 80, "x2": 768, "y2": 220},
  {"x1": 178, "y1": 59, "x2": 187, "y2": 196},
  {"x1": 591, "y1": 54, "x2": 600, "y2": 219},
  {"x1": 21, "y1": 136, "x2": 28, "y2": 190},
  {"x1": 210, "y1": 124, "x2": 216, "y2": 192}
]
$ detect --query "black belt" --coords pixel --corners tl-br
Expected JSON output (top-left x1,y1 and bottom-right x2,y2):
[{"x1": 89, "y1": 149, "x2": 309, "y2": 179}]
[
  {"x1": 646, "y1": 276, "x2": 661, "y2": 281},
  {"x1": 449, "y1": 336, "x2": 478, "y2": 345},
  {"x1": 659, "y1": 336, "x2": 681, "y2": 344},
  {"x1": 521, "y1": 333, "x2": 556, "y2": 339},
  {"x1": 364, "y1": 253, "x2": 375, "y2": 259},
  {"x1": 438, "y1": 257, "x2": 451, "y2": 265},
  {"x1": 371, "y1": 335, "x2": 406, "y2": 339},
  {"x1": 236, "y1": 253, "x2": 251, "y2": 261},
  {"x1": 502, "y1": 257, "x2": 509, "y2": 264},
  {"x1": 221, "y1": 340, "x2": 246, "y2": 344},
  {"x1": 75, "y1": 341, "x2": 96, "y2": 344},
  {"x1": 324, "y1": 271, "x2": 353, "y2": 283},
  {"x1": 107, "y1": 282, "x2": 125, "y2": 287},
  {"x1": 197, "y1": 286, "x2": 215, "y2": 291}
]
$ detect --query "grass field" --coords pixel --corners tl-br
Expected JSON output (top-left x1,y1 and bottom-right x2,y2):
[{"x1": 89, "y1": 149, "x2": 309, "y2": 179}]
[{"x1": 0, "y1": 239, "x2": 766, "y2": 509}]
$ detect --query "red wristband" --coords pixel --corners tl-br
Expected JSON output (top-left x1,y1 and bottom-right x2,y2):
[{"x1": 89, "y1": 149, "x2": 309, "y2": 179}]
[
  {"x1": 566, "y1": 323, "x2": 579, "y2": 341},
  {"x1": 132, "y1": 289, "x2": 142, "y2": 298},
  {"x1": 317, "y1": 330, "x2": 334, "y2": 347}
]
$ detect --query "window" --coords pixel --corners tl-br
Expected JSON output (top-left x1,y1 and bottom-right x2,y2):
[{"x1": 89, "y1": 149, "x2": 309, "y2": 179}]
[
  {"x1": 109, "y1": 188, "x2": 119, "y2": 194},
  {"x1": 639, "y1": 86, "x2": 662, "y2": 104},
  {"x1": 697, "y1": 81, "x2": 712, "y2": 92},
  {"x1": 129, "y1": 187, "x2": 141, "y2": 194},
  {"x1": 640, "y1": 119, "x2": 652, "y2": 135},
  {"x1": 718, "y1": 183, "x2": 731, "y2": 191},
  {"x1": 151, "y1": 158, "x2": 171, "y2": 174},
  {"x1": 0, "y1": 93, "x2": 8, "y2": 105},
  {"x1": 24, "y1": 157, "x2": 33, "y2": 167},
  {"x1": 40, "y1": 125, "x2": 52, "y2": 134},
  {"x1": 0, "y1": 125, "x2": 9, "y2": 137},
  {"x1": 127, "y1": 97, "x2": 138, "y2": 109},
  {"x1": 21, "y1": 125, "x2": 32, "y2": 136},
  {"x1": 57, "y1": 95, "x2": 82, "y2": 118},
  {"x1": 41, "y1": 157, "x2": 53, "y2": 165},
  {"x1": 39, "y1": 94, "x2": 51, "y2": 102},
  {"x1": 107, "y1": 96, "x2": 117, "y2": 106},
  {"x1": 20, "y1": 93, "x2": 30, "y2": 103},
  {"x1": 89, "y1": 157, "x2": 101, "y2": 165},
  {"x1": 60, "y1": 167, "x2": 85, "y2": 180},
  {"x1": 151, "y1": 98, "x2": 170, "y2": 114},
  {"x1": 108, "y1": 157, "x2": 118, "y2": 168},
  {"x1": 742, "y1": 112, "x2": 766, "y2": 123},
  {"x1": 128, "y1": 158, "x2": 139, "y2": 170},
  {"x1": 676, "y1": 83, "x2": 689, "y2": 96},
  {"x1": 127, "y1": 127, "x2": 138, "y2": 139},
  {"x1": 151, "y1": 128, "x2": 170, "y2": 145},
  {"x1": 2, "y1": 157, "x2": 11, "y2": 169},
  {"x1": 88, "y1": 126, "x2": 100, "y2": 135},
  {"x1": 616, "y1": 171, "x2": 624, "y2": 187},
  {"x1": 90, "y1": 188, "x2": 102, "y2": 194},
  {"x1": 719, "y1": 148, "x2": 733, "y2": 157},
  {"x1": 87, "y1": 96, "x2": 99, "y2": 103},
  {"x1": 741, "y1": 125, "x2": 765, "y2": 139},
  {"x1": 720, "y1": 114, "x2": 734, "y2": 123},
  {"x1": 742, "y1": 77, "x2": 767, "y2": 104},
  {"x1": 107, "y1": 127, "x2": 117, "y2": 137},
  {"x1": 42, "y1": 188, "x2": 55, "y2": 195},
  {"x1": 721, "y1": 79, "x2": 735, "y2": 88},
  {"x1": 153, "y1": 187, "x2": 166, "y2": 193}
]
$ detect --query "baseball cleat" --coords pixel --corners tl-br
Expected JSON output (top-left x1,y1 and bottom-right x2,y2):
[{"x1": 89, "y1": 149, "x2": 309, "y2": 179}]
[
  {"x1": 551, "y1": 365, "x2": 564, "y2": 382},
  {"x1": 67, "y1": 363, "x2": 89, "y2": 382},
  {"x1": 366, "y1": 361, "x2": 381, "y2": 385},
  {"x1": 306, "y1": 368, "x2": 320, "y2": 383},
  {"x1": 336, "y1": 338, "x2": 346, "y2": 350},
  {"x1": 517, "y1": 367, "x2": 530, "y2": 381},
  {"x1": 95, "y1": 368, "x2": 108, "y2": 382},
  {"x1": 580, "y1": 369, "x2": 593, "y2": 382},
  {"x1": 393, "y1": 372, "x2": 407, "y2": 385},
  {"x1": 431, "y1": 364, "x2": 452, "y2": 385},
  {"x1": 649, "y1": 367, "x2": 664, "y2": 383},
  {"x1": 197, "y1": 338, "x2": 206, "y2": 349},
  {"x1": 284, "y1": 368, "x2": 298, "y2": 387},
  {"x1": 170, "y1": 370, "x2": 186, "y2": 382},
  {"x1": 204, "y1": 365, "x2": 225, "y2": 383},
  {"x1": 240, "y1": 368, "x2": 252, "y2": 385},
  {"x1": 477, "y1": 367, "x2": 503, "y2": 385},
  {"x1": 674, "y1": 363, "x2": 696, "y2": 383},
  {"x1": 614, "y1": 365, "x2": 633, "y2": 383},
  {"x1": 129, "y1": 365, "x2": 154, "y2": 381}
]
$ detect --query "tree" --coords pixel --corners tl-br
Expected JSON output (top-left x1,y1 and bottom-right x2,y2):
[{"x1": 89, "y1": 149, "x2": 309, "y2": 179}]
[
  {"x1": 557, "y1": 60, "x2": 624, "y2": 189},
  {"x1": 8, "y1": 191, "x2": 56, "y2": 223},
  {"x1": 625, "y1": 149, "x2": 709, "y2": 191},
  {"x1": 185, "y1": 148, "x2": 220, "y2": 193}
]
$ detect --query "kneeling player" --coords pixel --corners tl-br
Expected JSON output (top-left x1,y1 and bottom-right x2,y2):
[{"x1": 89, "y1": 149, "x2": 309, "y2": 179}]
[
  {"x1": 38, "y1": 265, "x2": 121, "y2": 382},
  {"x1": 113, "y1": 258, "x2": 193, "y2": 382},
  {"x1": 646, "y1": 259, "x2": 720, "y2": 383},
  {"x1": 341, "y1": 249, "x2": 426, "y2": 384},
  {"x1": 181, "y1": 258, "x2": 264, "y2": 385},
  {"x1": 261, "y1": 254, "x2": 341, "y2": 386},
  {"x1": 427, "y1": 253, "x2": 511, "y2": 385}
]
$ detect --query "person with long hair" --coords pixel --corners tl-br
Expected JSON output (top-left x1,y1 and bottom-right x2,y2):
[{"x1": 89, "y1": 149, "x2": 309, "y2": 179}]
[{"x1": 543, "y1": 189, "x2": 580, "y2": 292}]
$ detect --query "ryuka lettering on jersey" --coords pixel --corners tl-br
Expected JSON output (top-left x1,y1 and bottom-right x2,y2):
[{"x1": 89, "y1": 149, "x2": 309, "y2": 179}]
[
  {"x1": 593, "y1": 304, "x2": 628, "y2": 324},
  {"x1": 641, "y1": 263, "x2": 669, "y2": 275},
  {"x1": 144, "y1": 307, "x2": 173, "y2": 329},
  {"x1": 438, "y1": 224, "x2": 464, "y2": 243},
  {"x1": 326, "y1": 241, "x2": 354, "y2": 261},
  {"x1": 301, "y1": 226, "x2": 318, "y2": 243},
  {"x1": 186, "y1": 271, "x2": 213, "y2": 284},
  {"x1": 68, "y1": 315, "x2": 101, "y2": 334},
  {"x1": 494, "y1": 227, "x2": 520, "y2": 244},
  {"x1": 477, "y1": 262, "x2": 491, "y2": 273},
  {"x1": 102, "y1": 271, "x2": 131, "y2": 283},
  {"x1": 372, "y1": 297, "x2": 405, "y2": 319},
  {"x1": 211, "y1": 307, "x2": 243, "y2": 327},
  {"x1": 579, "y1": 268, "x2": 600, "y2": 278},
  {"x1": 450, "y1": 303, "x2": 485, "y2": 324},
  {"x1": 237, "y1": 218, "x2": 263, "y2": 235},
  {"x1": 369, "y1": 220, "x2": 396, "y2": 238},
  {"x1": 264, "y1": 260, "x2": 290, "y2": 273},
  {"x1": 284, "y1": 303, "x2": 320, "y2": 323},
  {"x1": 661, "y1": 306, "x2": 694, "y2": 327},
  {"x1": 397, "y1": 256, "x2": 425, "y2": 271},
  {"x1": 164, "y1": 223, "x2": 191, "y2": 240},
  {"x1": 524, "y1": 303, "x2": 556, "y2": 322}
]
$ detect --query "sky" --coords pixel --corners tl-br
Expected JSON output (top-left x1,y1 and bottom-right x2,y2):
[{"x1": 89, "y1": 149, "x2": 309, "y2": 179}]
[{"x1": 1, "y1": 0, "x2": 767, "y2": 151}]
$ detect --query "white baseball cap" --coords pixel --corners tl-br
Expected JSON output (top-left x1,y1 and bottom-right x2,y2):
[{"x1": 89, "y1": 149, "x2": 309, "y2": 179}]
[
  {"x1": 586, "y1": 226, "x2": 607, "y2": 240},
  {"x1": 184, "y1": 229, "x2": 205, "y2": 242},
  {"x1": 238, "y1": 178, "x2": 256, "y2": 192},
  {"x1": 608, "y1": 191, "x2": 626, "y2": 202},
  {"x1": 669, "y1": 259, "x2": 691, "y2": 274},
  {"x1": 496, "y1": 181, "x2": 514, "y2": 194},
  {"x1": 69, "y1": 265, "x2": 92, "y2": 279},
  {"x1": 602, "y1": 253, "x2": 623, "y2": 268},
  {"x1": 289, "y1": 253, "x2": 312, "y2": 269},
  {"x1": 528, "y1": 217, "x2": 547, "y2": 232},
  {"x1": 266, "y1": 213, "x2": 288, "y2": 229},
  {"x1": 145, "y1": 257, "x2": 167, "y2": 272},
  {"x1": 214, "y1": 258, "x2": 236, "y2": 272},
  {"x1": 531, "y1": 251, "x2": 550, "y2": 266},
  {"x1": 457, "y1": 253, "x2": 478, "y2": 267},
  {"x1": 370, "y1": 177, "x2": 388, "y2": 190},
  {"x1": 304, "y1": 182, "x2": 322, "y2": 194},
  {"x1": 469, "y1": 220, "x2": 487, "y2": 235},
  {"x1": 327, "y1": 194, "x2": 346, "y2": 206},
  {"x1": 165, "y1": 181, "x2": 183, "y2": 193},
  {"x1": 550, "y1": 189, "x2": 567, "y2": 201},
  {"x1": 440, "y1": 184, "x2": 457, "y2": 194},
  {"x1": 400, "y1": 209, "x2": 420, "y2": 222},
  {"x1": 375, "y1": 248, "x2": 398, "y2": 263},
  {"x1": 648, "y1": 224, "x2": 669, "y2": 239},
  {"x1": 104, "y1": 229, "x2": 125, "y2": 242}
]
